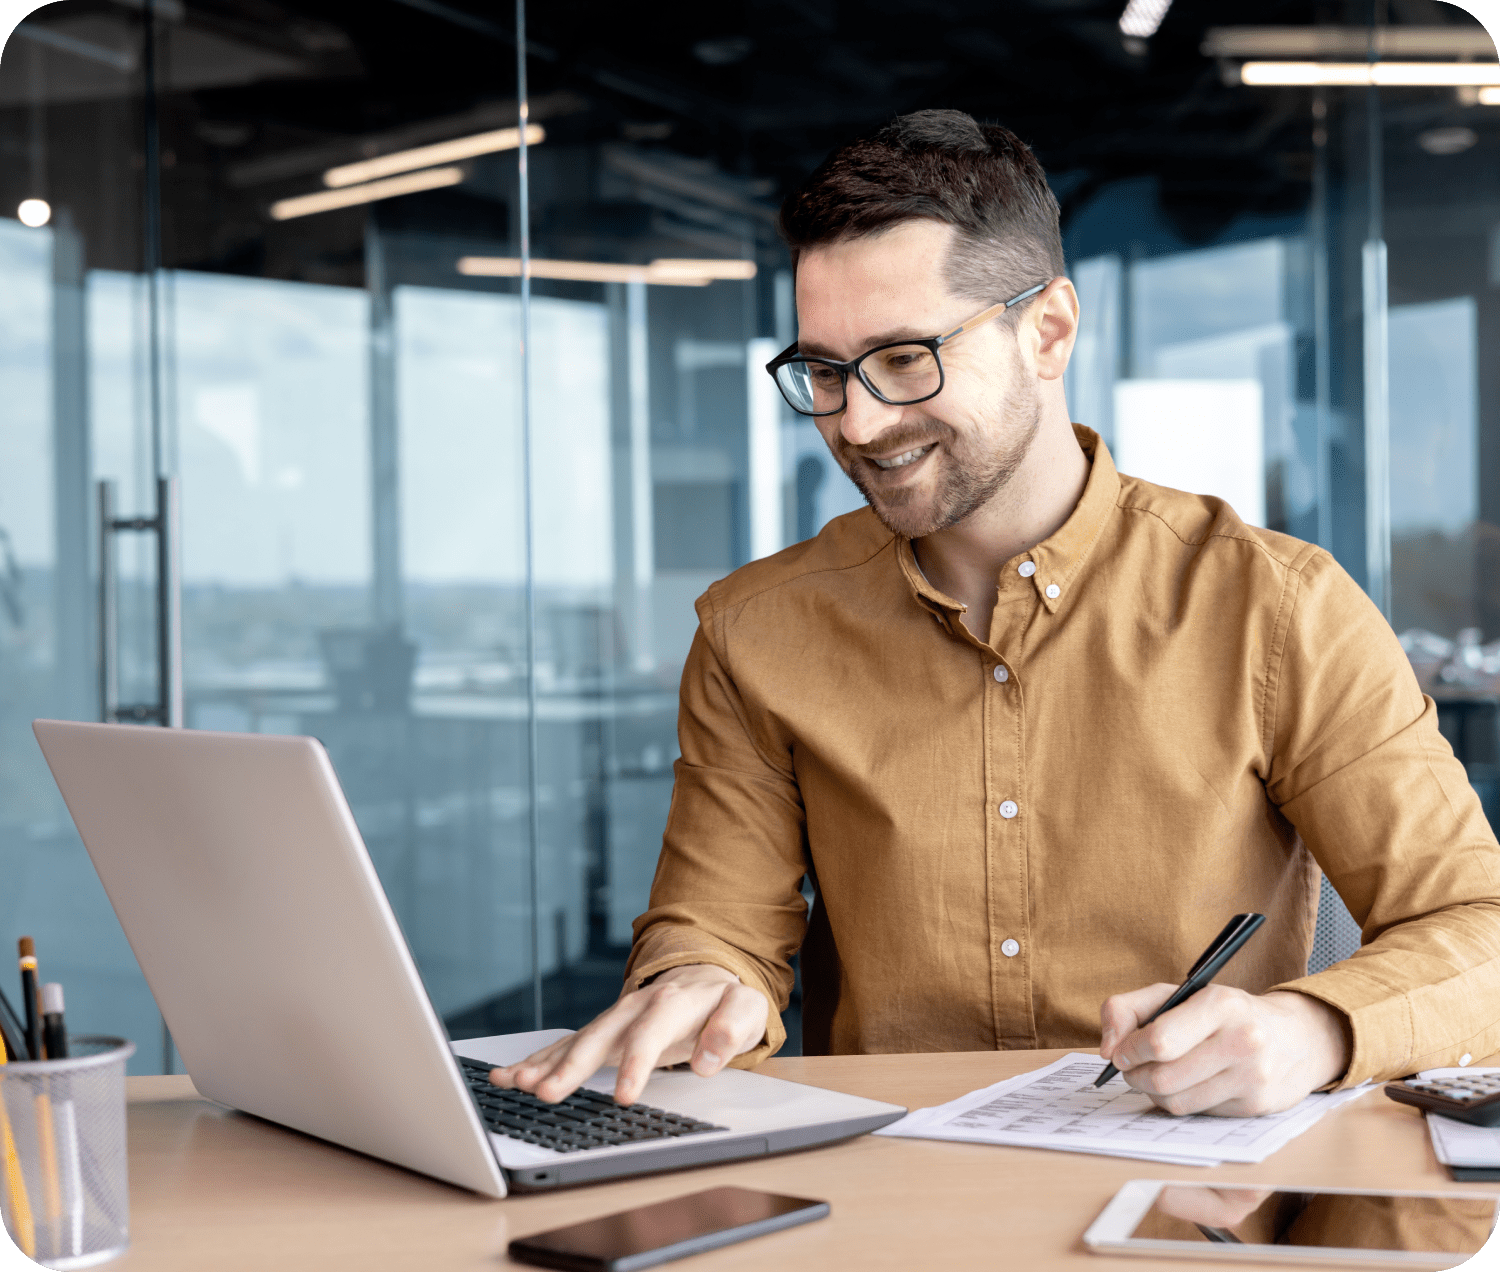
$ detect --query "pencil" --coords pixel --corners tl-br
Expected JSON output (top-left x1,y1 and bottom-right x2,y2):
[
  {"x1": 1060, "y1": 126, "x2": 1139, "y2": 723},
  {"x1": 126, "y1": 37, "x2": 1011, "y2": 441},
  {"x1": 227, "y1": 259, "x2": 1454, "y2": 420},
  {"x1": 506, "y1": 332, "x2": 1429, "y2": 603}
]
[
  {"x1": 33, "y1": 1086, "x2": 63, "y2": 1255},
  {"x1": 17, "y1": 939, "x2": 40, "y2": 1062},
  {"x1": 0, "y1": 1050, "x2": 36, "y2": 1260},
  {"x1": 0, "y1": 984, "x2": 22, "y2": 1065},
  {"x1": 0, "y1": 990, "x2": 19, "y2": 1068}
]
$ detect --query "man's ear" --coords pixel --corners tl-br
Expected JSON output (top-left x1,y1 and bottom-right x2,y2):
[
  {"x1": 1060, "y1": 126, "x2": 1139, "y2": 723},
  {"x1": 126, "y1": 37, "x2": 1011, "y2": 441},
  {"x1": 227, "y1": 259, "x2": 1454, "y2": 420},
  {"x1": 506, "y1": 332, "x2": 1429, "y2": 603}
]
[{"x1": 1027, "y1": 277, "x2": 1080, "y2": 383}]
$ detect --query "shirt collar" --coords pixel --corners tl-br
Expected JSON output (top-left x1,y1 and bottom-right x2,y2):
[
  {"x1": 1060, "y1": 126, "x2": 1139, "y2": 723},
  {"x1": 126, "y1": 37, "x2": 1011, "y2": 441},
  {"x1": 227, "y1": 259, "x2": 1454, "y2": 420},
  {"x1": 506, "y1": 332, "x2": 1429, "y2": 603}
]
[{"x1": 895, "y1": 424, "x2": 1121, "y2": 617}]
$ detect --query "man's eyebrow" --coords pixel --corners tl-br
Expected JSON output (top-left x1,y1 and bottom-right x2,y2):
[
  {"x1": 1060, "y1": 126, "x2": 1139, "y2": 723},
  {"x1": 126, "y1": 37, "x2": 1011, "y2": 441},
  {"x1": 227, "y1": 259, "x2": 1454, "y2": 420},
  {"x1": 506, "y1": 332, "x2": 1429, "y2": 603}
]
[{"x1": 798, "y1": 326, "x2": 932, "y2": 358}]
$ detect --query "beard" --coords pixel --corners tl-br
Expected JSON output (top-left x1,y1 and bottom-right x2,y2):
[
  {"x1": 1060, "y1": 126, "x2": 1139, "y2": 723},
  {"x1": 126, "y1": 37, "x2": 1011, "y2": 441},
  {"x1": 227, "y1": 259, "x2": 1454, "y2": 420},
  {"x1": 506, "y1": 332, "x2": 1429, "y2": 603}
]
[{"x1": 834, "y1": 372, "x2": 1042, "y2": 540}]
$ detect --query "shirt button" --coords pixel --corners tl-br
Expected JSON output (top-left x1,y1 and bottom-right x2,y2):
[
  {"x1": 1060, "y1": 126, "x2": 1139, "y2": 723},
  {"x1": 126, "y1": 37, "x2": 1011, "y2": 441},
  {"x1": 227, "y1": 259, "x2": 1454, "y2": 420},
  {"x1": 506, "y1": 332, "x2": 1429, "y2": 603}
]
[
  {"x1": 999, "y1": 799, "x2": 1018, "y2": 819},
  {"x1": 1001, "y1": 938, "x2": 1020, "y2": 958},
  {"x1": 1461, "y1": 1054, "x2": 1474, "y2": 1066},
  {"x1": 1018, "y1": 561, "x2": 1036, "y2": 578},
  {"x1": 993, "y1": 665, "x2": 1009, "y2": 683},
  {"x1": 1045, "y1": 584, "x2": 1060, "y2": 599}
]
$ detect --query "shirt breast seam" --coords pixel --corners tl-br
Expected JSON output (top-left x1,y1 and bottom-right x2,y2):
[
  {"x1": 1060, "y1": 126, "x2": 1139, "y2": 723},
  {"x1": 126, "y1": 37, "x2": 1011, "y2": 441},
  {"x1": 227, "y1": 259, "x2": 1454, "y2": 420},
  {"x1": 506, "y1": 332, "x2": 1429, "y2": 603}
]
[
  {"x1": 707, "y1": 533, "x2": 898, "y2": 620},
  {"x1": 1114, "y1": 501, "x2": 1308, "y2": 570},
  {"x1": 1113, "y1": 500, "x2": 1322, "y2": 775}
]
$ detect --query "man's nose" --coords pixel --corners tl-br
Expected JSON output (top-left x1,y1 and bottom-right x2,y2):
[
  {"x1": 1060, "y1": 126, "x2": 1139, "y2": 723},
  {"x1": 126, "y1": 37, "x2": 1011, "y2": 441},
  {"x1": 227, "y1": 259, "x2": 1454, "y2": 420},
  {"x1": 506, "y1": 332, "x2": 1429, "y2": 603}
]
[{"x1": 838, "y1": 375, "x2": 904, "y2": 447}]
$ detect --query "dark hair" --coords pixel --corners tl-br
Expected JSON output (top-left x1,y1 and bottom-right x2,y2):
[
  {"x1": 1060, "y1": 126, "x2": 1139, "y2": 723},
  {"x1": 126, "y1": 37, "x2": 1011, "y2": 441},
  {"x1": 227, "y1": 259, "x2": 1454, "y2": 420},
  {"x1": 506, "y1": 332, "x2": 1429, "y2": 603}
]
[{"x1": 778, "y1": 109, "x2": 1064, "y2": 313}]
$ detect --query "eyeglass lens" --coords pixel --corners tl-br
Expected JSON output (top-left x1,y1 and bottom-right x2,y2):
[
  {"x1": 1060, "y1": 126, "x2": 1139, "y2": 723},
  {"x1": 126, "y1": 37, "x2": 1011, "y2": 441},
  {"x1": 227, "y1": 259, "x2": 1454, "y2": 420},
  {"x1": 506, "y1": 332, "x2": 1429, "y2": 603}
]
[{"x1": 775, "y1": 343, "x2": 940, "y2": 415}]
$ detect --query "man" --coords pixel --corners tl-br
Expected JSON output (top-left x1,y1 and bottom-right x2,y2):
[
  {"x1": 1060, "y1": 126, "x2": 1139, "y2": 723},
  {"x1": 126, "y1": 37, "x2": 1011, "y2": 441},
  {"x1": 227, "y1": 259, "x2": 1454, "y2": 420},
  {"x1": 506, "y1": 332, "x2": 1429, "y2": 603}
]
[{"x1": 494, "y1": 110, "x2": 1500, "y2": 1117}]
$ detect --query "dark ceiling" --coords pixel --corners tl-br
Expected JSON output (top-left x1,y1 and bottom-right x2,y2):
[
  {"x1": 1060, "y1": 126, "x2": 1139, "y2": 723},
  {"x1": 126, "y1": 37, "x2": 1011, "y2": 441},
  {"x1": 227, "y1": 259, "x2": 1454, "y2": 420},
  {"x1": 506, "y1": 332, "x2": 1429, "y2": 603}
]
[{"x1": 2, "y1": 0, "x2": 1493, "y2": 279}]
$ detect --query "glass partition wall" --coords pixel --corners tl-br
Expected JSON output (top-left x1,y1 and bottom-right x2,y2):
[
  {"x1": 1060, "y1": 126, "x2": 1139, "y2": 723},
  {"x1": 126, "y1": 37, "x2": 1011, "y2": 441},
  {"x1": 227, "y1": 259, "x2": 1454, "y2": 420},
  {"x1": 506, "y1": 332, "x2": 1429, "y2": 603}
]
[{"x1": 1, "y1": 2, "x2": 1495, "y2": 1071}]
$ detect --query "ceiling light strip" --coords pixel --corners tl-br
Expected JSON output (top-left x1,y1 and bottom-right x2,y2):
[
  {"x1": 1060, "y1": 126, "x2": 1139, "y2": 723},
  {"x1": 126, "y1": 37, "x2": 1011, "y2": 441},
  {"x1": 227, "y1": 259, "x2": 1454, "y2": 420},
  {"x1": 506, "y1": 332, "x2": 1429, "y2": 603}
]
[
  {"x1": 270, "y1": 167, "x2": 465, "y2": 221},
  {"x1": 1239, "y1": 60, "x2": 1500, "y2": 86},
  {"x1": 1205, "y1": 27, "x2": 1498, "y2": 59},
  {"x1": 457, "y1": 257, "x2": 757, "y2": 286},
  {"x1": 1118, "y1": 0, "x2": 1173, "y2": 40},
  {"x1": 324, "y1": 124, "x2": 546, "y2": 188}
]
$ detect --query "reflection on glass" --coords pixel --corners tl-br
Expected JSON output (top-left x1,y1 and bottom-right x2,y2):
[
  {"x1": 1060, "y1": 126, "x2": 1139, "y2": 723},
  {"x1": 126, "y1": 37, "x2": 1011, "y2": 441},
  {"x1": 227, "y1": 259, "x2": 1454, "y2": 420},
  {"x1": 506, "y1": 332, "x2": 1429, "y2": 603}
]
[
  {"x1": 1389, "y1": 298, "x2": 1479, "y2": 648},
  {"x1": 1111, "y1": 238, "x2": 1315, "y2": 535},
  {"x1": 3, "y1": 0, "x2": 1497, "y2": 1076},
  {"x1": 1134, "y1": 1186, "x2": 1497, "y2": 1258}
]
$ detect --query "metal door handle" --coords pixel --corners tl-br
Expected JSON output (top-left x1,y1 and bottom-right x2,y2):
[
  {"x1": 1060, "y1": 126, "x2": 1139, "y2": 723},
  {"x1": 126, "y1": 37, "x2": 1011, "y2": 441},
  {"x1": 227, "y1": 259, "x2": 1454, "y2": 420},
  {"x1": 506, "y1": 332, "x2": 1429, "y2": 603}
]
[
  {"x1": 96, "y1": 476, "x2": 181, "y2": 727},
  {"x1": 98, "y1": 480, "x2": 118, "y2": 722}
]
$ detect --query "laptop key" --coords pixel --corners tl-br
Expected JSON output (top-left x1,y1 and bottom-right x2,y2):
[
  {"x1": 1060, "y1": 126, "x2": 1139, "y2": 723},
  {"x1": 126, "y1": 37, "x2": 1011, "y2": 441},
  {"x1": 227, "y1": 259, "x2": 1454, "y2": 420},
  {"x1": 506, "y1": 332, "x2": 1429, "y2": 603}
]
[{"x1": 456, "y1": 1056, "x2": 727, "y2": 1151}]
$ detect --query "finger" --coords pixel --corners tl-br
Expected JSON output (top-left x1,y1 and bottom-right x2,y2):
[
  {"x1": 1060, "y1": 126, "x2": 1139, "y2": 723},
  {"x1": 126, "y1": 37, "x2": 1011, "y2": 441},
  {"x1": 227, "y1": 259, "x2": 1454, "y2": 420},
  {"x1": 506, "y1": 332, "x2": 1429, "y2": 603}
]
[
  {"x1": 488, "y1": 1037, "x2": 570, "y2": 1088},
  {"x1": 505, "y1": 1037, "x2": 582, "y2": 1091},
  {"x1": 1120, "y1": 1039, "x2": 1235, "y2": 1103},
  {"x1": 1157, "y1": 1186, "x2": 1271, "y2": 1227},
  {"x1": 1099, "y1": 983, "x2": 1177, "y2": 1059},
  {"x1": 1135, "y1": 1048, "x2": 1302, "y2": 1118},
  {"x1": 613, "y1": 985, "x2": 732, "y2": 1104},
  {"x1": 1134, "y1": 1062, "x2": 1256, "y2": 1117},
  {"x1": 1115, "y1": 984, "x2": 1243, "y2": 1071},
  {"x1": 690, "y1": 984, "x2": 770, "y2": 1076},
  {"x1": 526, "y1": 996, "x2": 655, "y2": 1102}
]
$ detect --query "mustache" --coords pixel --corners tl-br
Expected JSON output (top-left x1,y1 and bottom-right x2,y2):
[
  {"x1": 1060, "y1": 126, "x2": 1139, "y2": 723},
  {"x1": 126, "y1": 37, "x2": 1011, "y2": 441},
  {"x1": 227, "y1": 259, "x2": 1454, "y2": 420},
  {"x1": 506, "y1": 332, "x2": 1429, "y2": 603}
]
[{"x1": 834, "y1": 420, "x2": 956, "y2": 465}]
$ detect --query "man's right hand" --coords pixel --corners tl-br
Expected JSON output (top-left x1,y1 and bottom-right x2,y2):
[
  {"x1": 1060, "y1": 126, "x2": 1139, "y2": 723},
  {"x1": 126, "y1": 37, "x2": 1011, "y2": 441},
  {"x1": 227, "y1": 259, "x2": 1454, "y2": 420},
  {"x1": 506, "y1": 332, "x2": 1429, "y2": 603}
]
[{"x1": 486, "y1": 963, "x2": 770, "y2": 1106}]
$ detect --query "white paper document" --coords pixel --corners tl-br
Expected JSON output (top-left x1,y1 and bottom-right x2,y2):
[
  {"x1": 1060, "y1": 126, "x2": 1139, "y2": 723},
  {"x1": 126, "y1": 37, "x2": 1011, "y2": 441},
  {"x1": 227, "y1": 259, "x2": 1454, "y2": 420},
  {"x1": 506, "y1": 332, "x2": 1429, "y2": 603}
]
[
  {"x1": 1404, "y1": 1068, "x2": 1500, "y2": 1170},
  {"x1": 874, "y1": 1052, "x2": 1373, "y2": 1167},
  {"x1": 1428, "y1": 1114, "x2": 1500, "y2": 1168},
  {"x1": 1411, "y1": 1067, "x2": 1500, "y2": 1169}
]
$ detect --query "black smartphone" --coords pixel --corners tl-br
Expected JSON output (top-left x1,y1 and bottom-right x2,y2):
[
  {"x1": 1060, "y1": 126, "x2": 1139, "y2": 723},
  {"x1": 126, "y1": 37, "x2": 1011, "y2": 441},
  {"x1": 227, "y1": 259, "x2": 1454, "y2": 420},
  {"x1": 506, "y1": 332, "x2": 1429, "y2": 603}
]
[{"x1": 507, "y1": 1186, "x2": 830, "y2": 1272}]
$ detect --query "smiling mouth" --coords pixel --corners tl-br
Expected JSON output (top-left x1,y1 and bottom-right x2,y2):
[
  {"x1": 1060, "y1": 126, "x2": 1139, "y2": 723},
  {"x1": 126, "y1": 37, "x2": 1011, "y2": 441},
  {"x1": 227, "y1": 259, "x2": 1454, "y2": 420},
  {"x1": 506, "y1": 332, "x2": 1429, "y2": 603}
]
[{"x1": 869, "y1": 444, "x2": 936, "y2": 470}]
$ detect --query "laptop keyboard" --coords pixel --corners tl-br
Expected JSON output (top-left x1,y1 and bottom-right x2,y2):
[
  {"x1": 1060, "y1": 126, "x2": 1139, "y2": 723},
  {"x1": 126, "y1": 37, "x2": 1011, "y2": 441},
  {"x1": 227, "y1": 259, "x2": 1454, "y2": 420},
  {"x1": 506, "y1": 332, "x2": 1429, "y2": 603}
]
[{"x1": 455, "y1": 1056, "x2": 727, "y2": 1155}]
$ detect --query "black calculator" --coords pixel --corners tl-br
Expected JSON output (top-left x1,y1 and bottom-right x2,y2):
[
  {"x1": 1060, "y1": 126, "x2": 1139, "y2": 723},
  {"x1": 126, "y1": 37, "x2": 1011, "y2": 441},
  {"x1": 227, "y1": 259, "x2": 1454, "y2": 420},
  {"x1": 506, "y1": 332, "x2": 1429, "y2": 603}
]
[{"x1": 1385, "y1": 1072, "x2": 1500, "y2": 1126}]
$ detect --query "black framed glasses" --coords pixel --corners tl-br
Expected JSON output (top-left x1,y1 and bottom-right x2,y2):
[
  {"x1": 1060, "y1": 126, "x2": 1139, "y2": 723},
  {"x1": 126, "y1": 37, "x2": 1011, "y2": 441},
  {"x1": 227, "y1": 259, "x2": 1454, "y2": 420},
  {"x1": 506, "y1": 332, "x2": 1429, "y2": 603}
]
[{"x1": 764, "y1": 283, "x2": 1049, "y2": 417}]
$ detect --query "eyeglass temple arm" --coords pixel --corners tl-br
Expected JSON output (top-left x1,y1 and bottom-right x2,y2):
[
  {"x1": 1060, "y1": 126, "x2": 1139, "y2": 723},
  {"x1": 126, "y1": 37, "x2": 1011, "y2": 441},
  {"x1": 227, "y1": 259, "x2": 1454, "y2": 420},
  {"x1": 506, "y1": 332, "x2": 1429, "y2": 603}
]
[{"x1": 936, "y1": 283, "x2": 1050, "y2": 344}]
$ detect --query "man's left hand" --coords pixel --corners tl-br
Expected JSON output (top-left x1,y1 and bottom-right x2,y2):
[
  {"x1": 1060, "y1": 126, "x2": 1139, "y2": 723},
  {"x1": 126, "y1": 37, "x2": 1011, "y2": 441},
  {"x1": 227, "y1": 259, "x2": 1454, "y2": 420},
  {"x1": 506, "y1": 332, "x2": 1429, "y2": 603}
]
[{"x1": 1098, "y1": 986, "x2": 1351, "y2": 1116}]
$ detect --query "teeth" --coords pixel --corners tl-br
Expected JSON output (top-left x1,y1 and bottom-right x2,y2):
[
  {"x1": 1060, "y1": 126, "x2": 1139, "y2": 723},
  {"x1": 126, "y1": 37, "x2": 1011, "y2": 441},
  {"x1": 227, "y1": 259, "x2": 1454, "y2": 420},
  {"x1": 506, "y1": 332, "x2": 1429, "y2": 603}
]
[{"x1": 872, "y1": 445, "x2": 933, "y2": 470}]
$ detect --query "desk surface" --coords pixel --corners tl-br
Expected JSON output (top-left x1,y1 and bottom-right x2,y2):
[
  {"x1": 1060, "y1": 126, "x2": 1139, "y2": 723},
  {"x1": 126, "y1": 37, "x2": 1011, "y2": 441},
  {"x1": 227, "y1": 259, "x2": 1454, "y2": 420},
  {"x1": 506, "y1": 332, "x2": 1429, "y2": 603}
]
[{"x1": 117, "y1": 1050, "x2": 1490, "y2": 1270}]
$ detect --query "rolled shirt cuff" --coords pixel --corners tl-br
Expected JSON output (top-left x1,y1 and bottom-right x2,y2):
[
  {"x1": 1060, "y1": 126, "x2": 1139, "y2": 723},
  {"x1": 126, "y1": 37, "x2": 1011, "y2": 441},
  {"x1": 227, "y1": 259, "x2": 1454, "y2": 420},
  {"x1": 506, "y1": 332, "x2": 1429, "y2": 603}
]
[
  {"x1": 626, "y1": 952, "x2": 786, "y2": 1068},
  {"x1": 1272, "y1": 965, "x2": 1500, "y2": 1087}
]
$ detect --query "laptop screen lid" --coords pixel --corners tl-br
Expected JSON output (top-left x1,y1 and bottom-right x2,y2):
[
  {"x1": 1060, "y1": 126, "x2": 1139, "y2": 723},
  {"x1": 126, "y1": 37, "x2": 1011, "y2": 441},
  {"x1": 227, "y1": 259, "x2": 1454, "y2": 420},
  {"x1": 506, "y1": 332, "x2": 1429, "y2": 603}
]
[{"x1": 32, "y1": 720, "x2": 509, "y2": 1198}]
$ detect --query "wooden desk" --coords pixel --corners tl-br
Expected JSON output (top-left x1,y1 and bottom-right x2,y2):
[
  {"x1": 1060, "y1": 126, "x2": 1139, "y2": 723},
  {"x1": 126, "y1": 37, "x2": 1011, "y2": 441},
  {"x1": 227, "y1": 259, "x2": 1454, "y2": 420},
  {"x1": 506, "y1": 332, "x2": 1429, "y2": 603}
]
[{"x1": 117, "y1": 1051, "x2": 1491, "y2": 1270}]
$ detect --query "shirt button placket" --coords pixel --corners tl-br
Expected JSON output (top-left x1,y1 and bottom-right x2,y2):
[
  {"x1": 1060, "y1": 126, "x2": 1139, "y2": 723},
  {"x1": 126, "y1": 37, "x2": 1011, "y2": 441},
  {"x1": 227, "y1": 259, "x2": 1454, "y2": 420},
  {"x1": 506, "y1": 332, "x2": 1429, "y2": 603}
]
[{"x1": 987, "y1": 616, "x2": 1027, "y2": 1048}]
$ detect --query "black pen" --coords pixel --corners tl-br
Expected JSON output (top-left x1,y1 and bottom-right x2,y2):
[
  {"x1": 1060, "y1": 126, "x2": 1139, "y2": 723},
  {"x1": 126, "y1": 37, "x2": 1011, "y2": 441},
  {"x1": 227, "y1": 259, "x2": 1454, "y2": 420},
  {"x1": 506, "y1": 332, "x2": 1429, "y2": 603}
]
[
  {"x1": 1094, "y1": 913, "x2": 1267, "y2": 1088},
  {"x1": 18, "y1": 937, "x2": 40, "y2": 1061}
]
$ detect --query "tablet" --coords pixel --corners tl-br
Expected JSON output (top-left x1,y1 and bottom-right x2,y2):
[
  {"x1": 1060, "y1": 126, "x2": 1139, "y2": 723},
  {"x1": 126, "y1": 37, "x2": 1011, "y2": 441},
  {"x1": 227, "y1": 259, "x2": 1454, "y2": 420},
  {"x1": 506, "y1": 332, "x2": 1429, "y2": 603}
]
[{"x1": 1083, "y1": 1180, "x2": 1499, "y2": 1268}]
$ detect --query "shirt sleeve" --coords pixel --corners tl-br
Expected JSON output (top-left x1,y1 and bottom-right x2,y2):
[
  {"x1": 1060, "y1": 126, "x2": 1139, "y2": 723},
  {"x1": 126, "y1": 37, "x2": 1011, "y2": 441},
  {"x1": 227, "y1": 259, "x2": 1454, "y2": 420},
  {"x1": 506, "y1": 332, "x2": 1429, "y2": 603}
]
[
  {"x1": 622, "y1": 600, "x2": 811, "y2": 1067},
  {"x1": 1264, "y1": 547, "x2": 1500, "y2": 1086}
]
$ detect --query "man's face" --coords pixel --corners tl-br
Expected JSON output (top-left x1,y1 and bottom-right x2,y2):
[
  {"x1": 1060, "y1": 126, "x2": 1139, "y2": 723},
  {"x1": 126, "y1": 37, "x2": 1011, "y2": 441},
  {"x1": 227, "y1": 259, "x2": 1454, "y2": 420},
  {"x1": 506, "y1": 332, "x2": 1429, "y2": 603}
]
[{"x1": 795, "y1": 219, "x2": 1041, "y2": 539}]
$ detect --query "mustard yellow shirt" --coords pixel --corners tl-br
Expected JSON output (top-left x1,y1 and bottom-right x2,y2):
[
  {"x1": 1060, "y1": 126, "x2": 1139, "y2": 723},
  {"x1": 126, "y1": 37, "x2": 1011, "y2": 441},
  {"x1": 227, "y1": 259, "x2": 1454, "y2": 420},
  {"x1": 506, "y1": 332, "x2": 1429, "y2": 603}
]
[{"x1": 624, "y1": 428, "x2": 1500, "y2": 1086}]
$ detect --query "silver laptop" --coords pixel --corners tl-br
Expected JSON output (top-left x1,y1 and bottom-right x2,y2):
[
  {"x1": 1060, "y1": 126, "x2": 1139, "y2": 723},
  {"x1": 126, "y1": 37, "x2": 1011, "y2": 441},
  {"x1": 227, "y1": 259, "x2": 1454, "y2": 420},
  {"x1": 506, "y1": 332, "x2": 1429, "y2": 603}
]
[{"x1": 32, "y1": 720, "x2": 904, "y2": 1198}]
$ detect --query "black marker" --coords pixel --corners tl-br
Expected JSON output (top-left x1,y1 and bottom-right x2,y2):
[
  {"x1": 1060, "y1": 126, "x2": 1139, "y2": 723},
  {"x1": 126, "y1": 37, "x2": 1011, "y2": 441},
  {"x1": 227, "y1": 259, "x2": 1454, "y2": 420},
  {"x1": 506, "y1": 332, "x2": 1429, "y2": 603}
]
[
  {"x1": 1095, "y1": 913, "x2": 1267, "y2": 1088},
  {"x1": 41, "y1": 984, "x2": 68, "y2": 1061}
]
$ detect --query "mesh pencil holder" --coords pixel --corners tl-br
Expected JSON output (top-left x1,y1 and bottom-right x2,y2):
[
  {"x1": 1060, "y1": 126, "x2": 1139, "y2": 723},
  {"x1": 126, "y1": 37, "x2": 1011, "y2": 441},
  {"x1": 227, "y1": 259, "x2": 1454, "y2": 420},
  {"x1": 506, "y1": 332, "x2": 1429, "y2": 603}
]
[{"x1": 1, "y1": 1037, "x2": 135, "y2": 1269}]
